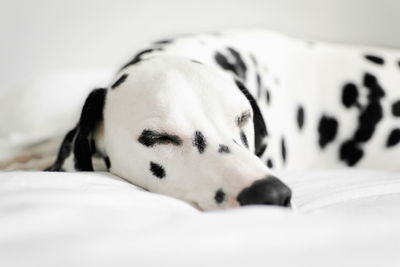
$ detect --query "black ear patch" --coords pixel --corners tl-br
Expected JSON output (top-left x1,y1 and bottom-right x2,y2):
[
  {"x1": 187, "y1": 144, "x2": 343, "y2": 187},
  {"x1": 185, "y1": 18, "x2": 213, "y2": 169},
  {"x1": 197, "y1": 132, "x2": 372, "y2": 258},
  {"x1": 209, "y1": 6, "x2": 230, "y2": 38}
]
[
  {"x1": 111, "y1": 73, "x2": 129, "y2": 89},
  {"x1": 73, "y1": 88, "x2": 107, "y2": 171},
  {"x1": 235, "y1": 80, "x2": 268, "y2": 155},
  {"x1": 47, "y1": 88, "x2": 107, "y2": 171},
  {"x1": 104, "y1": 157, "x2": 111, "y2": 169},
  {"x1": 138, "y1": 130, "x2": 182, "y2": 147},
  {"x1": 193, "y1": 131, "x2": 207, "y2": 153},
  {"x1": 44, "y1": 128, "x2": 77, "y2": 171},
  {"x1": 150, "y1": 162, "x2": 166, "y2": 179}
]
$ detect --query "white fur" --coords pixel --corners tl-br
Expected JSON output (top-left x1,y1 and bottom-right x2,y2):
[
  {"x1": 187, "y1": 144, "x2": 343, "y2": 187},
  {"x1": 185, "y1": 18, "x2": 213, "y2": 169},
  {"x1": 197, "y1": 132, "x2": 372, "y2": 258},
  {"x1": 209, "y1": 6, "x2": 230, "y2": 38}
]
[{"x1": 32, "y1": 29, "x2": 400, "y2": 210}]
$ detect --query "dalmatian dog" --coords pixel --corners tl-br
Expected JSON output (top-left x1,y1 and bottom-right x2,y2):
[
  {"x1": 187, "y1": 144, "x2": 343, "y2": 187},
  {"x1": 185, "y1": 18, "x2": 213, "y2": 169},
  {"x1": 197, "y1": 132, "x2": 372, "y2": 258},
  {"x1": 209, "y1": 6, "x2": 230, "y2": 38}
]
[{"x1": 46, "y1": 29, "x2": 400, "y2": 211}]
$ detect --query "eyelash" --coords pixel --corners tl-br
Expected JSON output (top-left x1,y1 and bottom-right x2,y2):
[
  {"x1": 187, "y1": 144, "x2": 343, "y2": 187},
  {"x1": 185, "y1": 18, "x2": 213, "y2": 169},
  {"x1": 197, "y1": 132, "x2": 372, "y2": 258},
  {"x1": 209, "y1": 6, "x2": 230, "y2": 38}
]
[{"x1": 138, "y1": 129, "x2": 183, "y2": 147}]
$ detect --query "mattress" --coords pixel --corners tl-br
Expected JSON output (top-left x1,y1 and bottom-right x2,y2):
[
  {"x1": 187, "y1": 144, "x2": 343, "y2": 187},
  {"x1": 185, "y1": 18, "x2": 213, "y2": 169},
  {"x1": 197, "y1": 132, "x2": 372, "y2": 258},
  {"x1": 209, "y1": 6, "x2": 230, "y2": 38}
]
[{"x1": 1, "y1": 169, "x2": 399, "y2": 267}]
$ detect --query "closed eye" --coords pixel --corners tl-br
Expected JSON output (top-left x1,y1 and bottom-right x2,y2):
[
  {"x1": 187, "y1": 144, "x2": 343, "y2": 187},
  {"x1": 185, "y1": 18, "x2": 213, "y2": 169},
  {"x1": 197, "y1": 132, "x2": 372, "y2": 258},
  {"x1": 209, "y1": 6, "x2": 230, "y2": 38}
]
[{"x1": 138, "y1": 129, "x2": 183, "y2": 147}]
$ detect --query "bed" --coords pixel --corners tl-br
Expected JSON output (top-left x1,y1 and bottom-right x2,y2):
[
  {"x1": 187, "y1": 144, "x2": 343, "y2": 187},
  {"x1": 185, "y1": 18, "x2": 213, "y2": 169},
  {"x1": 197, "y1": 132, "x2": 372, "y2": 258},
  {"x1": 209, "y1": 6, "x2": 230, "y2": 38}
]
[
  {"x1": 1, "y1": 35, "x2": 400, "y2": 267},
  {"x1": 1, "y1": 169, "x2": 400, "y2": 267}
]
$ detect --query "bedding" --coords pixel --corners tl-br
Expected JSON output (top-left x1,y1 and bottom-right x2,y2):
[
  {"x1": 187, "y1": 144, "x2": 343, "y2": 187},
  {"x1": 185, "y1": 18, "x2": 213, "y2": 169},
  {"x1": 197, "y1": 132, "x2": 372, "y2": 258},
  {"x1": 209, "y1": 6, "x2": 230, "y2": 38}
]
[
  {"x1": 1, "y1": 170, "x2": 400, "y2": 267},
  {"x1": 1, "y1": 37, "x2": 400, "y2": 267}
]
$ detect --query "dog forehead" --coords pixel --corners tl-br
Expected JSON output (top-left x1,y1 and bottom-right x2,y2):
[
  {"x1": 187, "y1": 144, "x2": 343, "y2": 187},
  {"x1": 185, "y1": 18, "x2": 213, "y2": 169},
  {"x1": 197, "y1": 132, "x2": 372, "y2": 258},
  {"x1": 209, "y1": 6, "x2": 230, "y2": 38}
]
[{"x1": 108, "y1": 56, "x2": 251, "y2": 120}]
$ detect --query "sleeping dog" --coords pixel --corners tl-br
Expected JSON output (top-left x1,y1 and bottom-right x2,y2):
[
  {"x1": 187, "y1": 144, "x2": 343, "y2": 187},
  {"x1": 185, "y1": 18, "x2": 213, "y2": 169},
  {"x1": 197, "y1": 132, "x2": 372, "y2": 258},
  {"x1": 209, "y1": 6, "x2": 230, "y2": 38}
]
[{"x1": 46, "y1": 29, "x2": 400, "y2": 210}]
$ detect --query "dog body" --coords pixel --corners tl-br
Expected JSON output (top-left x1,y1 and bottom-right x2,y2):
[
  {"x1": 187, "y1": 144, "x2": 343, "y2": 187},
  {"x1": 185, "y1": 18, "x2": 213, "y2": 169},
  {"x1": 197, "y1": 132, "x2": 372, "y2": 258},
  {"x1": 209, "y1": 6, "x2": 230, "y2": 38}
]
[{"x1": 48, "y1": 29, "x2": 400, "y2": 210}]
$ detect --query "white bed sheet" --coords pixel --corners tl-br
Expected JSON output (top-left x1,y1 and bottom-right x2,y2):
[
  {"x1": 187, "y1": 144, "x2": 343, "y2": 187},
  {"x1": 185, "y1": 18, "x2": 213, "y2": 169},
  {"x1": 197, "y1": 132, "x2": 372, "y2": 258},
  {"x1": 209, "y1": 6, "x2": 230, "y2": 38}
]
[{"x1": 1, "y1": 170, "x2": 399, "y2": 267}]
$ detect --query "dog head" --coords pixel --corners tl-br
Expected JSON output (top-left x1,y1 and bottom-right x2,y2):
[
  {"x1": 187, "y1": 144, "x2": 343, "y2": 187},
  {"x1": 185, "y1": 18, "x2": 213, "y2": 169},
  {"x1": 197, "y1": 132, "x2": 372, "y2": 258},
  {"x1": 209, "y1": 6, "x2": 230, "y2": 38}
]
[{"x1": 49, "y1": 56, "x2": 291, "y2": 210}]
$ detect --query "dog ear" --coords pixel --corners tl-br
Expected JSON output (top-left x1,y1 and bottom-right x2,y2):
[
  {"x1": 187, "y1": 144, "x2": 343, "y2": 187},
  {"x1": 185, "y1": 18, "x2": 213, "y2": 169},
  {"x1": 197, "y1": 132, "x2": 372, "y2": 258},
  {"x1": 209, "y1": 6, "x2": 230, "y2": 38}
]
[
  {"x1": 45, "y1": 88, "x2": 107, "y2": 171},
  {"x1": 234, "y1": 80, "x2": 268, "y2": 155}
]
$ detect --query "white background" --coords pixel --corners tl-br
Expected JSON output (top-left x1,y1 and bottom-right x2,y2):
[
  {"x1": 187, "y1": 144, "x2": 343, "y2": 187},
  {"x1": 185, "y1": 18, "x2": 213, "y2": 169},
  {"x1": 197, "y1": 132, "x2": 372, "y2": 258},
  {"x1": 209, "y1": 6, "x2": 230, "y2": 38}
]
[{"x1": 1, "y1": 0, "x2": 399, "y2": 91}]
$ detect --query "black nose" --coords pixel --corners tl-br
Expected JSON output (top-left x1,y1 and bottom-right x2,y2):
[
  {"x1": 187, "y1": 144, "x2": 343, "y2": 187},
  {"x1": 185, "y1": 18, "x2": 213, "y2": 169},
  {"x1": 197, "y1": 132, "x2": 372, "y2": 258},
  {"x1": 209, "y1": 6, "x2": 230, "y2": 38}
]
[{"x1": 237, "y1": 176, "x2": 292, "y2": 207}]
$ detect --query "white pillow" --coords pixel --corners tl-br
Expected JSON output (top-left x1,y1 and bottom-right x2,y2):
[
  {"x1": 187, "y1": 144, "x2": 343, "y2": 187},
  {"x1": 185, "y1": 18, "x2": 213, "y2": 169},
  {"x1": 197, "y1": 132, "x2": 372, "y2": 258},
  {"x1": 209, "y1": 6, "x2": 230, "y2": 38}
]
[{"x1": 0, "y1": 69, "x2": 113, "y2": 160}]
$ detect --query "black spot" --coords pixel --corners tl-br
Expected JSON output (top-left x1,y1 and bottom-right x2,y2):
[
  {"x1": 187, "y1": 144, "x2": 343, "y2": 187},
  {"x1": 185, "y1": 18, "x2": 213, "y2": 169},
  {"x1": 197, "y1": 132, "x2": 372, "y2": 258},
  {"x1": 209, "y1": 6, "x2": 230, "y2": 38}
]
[
  {"x1": 354, "y1": 102, "x2": 383, "y2": 142},
  {"x1": 281, "y1": 138, "x2": 287, "y2": 164},
  {"x1": 233, "y1": 139, "x2": 240, "y2": 146},
  {"x1": 240, "y1": 131, "x2": 249, "y2": 148},
  {"x1": 215, "y1": 189, "x2": 226, "y2": 204},
  {"x1": 73, "y1": 88, "x2": 107, "y2": 171},
  {"x1": 214, "y1": 47, "x2": 247, "y2": 81},
  {"x1": 255, "y1": 143, "x2": 267, "y2": 158},
  {"x1": 363, "y1": 72, "x2": 376, "y2": 87},
  {"x1": 266, "y1": 159, "x2": 273, "y2": 168},
  {"x1": 120, "y1": 48, "x2": 162, "y2": 70},
  {"x1": 352, "y1": 73, "x2": 384, "y2": 143},
  {"x1": 138, "y1": 130, "x2": 182, "y2": 147},
  {"x1": 339, "y1": 72, "x2": 385, "y2": 166},
  {"x1": 391, "y1": 100, "x2": 400, "y2": 117},
  {"x1": 44, "y1": 128, "x2": 77, "y2": 171},
  {"x1": 153, "y1": 39, "x2": 173, "y2": 45},
  {"x1": 297, "y1": 106, "x2": 305, "y2": 130},
  {"x1": 318, "y1": 115, "x2": 338, "y2": 149},
  {"x1": 218, "y1": 144, "x2": 230, "y2": 154},
  {"x1": 111, "y1": 73, "x2": 129, "y2": 89},
  {"x1": 266, "y1": 90, "x2": 271, "y2": 105},
  {"x1": 190, "y1": 59, "x2": 203, "y2": 64},
  {"x1": 104, "y1": 157, "x2": 111, "y2": 169},
  {"x1": 256, "y1": 73, "x2": 262, "y2": 98},
  {"x1": 386, "y1": 129, "x2": 400, "y2": 147},
  {"x1": 236, "y1": 110, "x2": 251, "y2": 127},
  {"x1": 150, "y1": 162, "x2": 165, "y2": 179},
  {"x1": 235, "y1": 80, "x2": 268, "y2": 153},
  {"x1": 340, "y1": 140, "x2": 364, "y2": 166},
  {"x1": 250, "y1": 54, "x2": 258, "y2": 66},
  {"x1": 342, "y1": 83, "x2": 359, "y2": 108},
  {"x1": 363, "y1": 73, "x2": 385, "y2": 98},
  {"x1": 364, "y1": 54, "x2": 385, "y2": 65},
  {"x1": 193, "y1": 131, "x2": 207, "y2": 153}
]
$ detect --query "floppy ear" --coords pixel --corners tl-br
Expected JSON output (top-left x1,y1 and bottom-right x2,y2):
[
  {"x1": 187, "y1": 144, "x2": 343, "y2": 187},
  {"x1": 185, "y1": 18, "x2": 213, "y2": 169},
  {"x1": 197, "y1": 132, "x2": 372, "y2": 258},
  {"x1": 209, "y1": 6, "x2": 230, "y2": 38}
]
[
  {"x1": 235, "y1": 80, "x2": 268, "y2": 156},
  {"x1": 45, "y1": 88, "x2": 107, "y2": 171}
]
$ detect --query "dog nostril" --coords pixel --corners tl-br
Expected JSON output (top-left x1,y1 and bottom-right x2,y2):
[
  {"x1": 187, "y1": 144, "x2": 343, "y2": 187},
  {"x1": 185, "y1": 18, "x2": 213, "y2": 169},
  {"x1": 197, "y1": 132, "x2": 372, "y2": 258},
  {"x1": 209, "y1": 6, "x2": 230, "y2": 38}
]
[
  {"x1": 282, "y1": 194, "x2": 291, "y2": 207},
  {"x1": 237, "y1": 176, "x2": 292, "y2": 208}
]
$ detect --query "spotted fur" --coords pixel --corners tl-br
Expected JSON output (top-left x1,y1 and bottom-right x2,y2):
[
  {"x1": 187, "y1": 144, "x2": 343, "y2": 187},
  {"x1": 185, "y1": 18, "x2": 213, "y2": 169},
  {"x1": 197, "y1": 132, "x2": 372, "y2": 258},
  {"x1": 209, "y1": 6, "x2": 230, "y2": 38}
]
[{"x1": 47, "y1": 29, "x2": 400, "y2": 210}]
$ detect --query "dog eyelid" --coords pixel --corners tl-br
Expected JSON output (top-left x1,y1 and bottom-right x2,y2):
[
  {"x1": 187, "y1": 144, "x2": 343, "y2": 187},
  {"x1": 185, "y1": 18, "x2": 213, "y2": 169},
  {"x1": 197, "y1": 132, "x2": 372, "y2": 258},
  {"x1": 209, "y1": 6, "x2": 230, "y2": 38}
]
[{"x1": 138, "y1": 129, "x2": 183, "y2": 147}]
